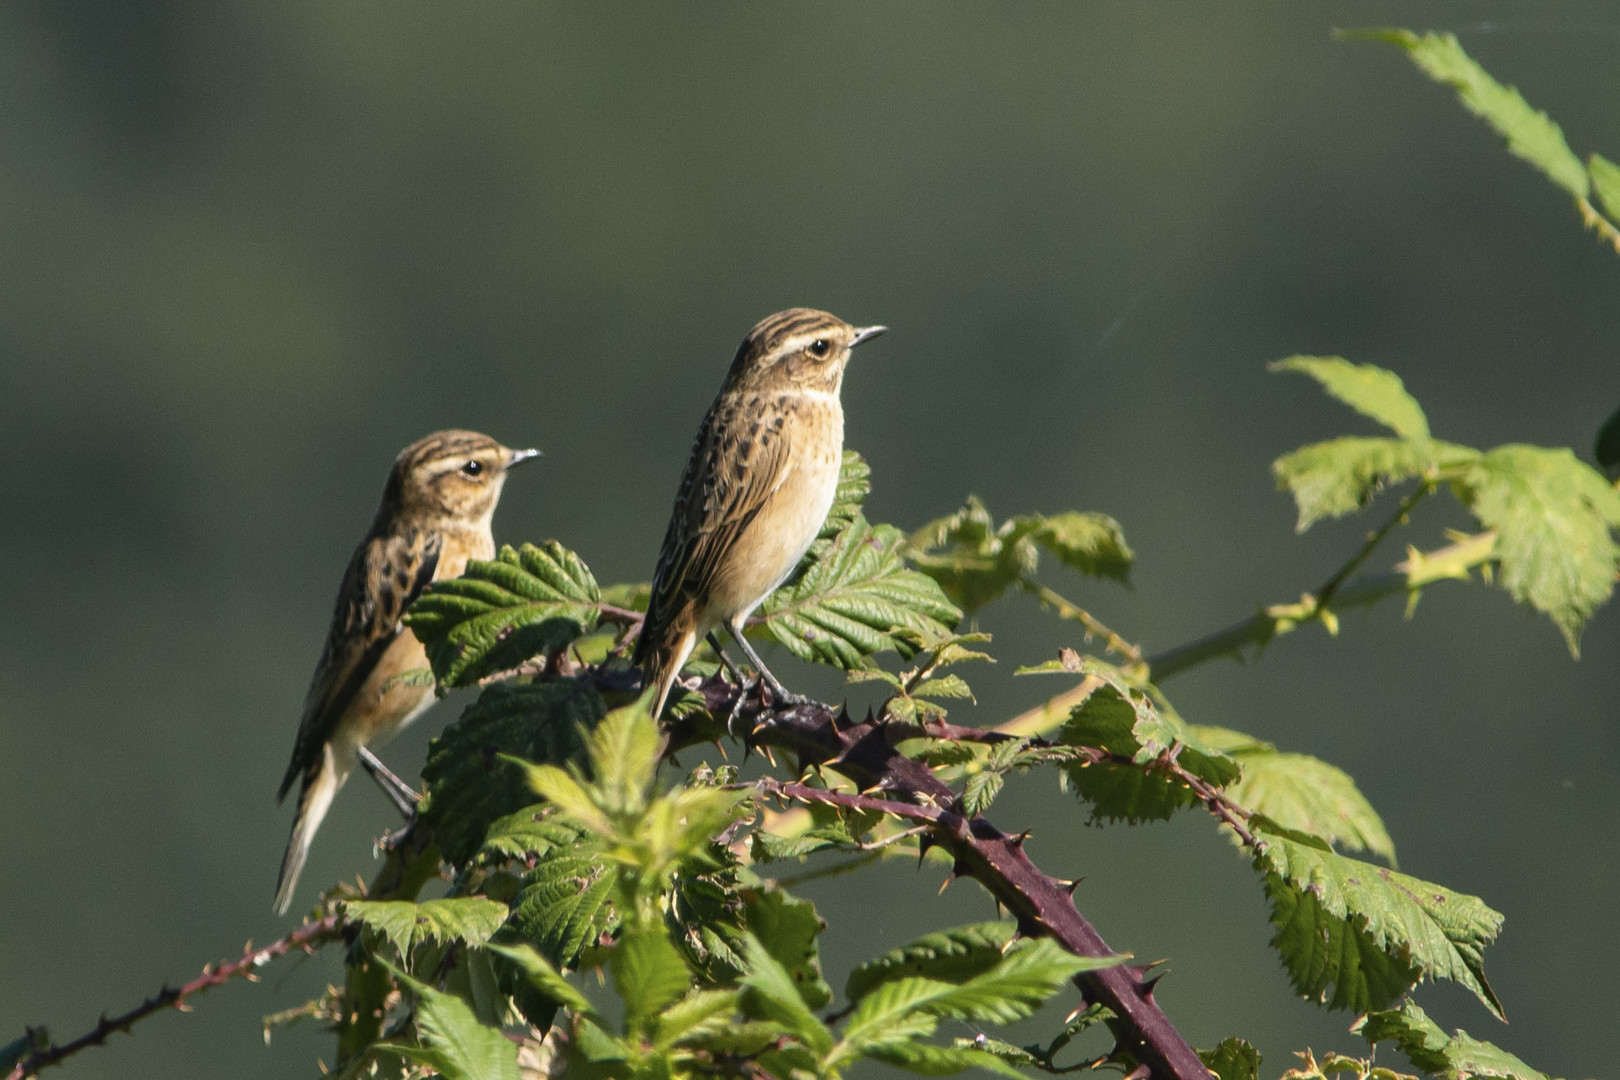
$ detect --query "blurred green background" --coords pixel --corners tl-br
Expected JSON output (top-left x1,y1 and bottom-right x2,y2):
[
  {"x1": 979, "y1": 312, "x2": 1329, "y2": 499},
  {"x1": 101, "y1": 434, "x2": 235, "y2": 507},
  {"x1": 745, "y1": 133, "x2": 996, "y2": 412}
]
[{"x1": 2, "y1": 2, "x2": 1616, "y2": 1077}]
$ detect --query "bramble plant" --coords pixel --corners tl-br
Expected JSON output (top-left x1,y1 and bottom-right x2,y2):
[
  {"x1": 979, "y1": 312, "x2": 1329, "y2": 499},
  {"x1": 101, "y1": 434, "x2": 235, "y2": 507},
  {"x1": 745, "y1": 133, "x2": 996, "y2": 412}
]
[{"x1": 6, "y1": 26, "x2": 1620, "y2": 1080}]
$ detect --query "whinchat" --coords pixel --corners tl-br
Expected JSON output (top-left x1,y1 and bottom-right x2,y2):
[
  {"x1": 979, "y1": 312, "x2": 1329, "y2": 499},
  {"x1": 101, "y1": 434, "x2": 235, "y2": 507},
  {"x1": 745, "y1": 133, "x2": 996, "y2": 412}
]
[
  {"x1": 274, "y1": 429, "x2": 537, "y2": 914},
  {"x1": 635, "y1": 308, "x2": 886, "y2": 718}
]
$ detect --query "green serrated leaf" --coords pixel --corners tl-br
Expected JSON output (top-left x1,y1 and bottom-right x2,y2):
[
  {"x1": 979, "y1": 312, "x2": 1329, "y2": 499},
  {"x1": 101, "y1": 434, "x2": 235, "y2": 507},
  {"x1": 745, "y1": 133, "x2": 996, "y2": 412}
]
[
  {"x1": 846, "y1": 922, "x2": 1018, "y2": 1003},
  {"x1": 1272, "y1": 357, "x2": 1431, "y2": 439},
  {"x1": 1006, "y1": 511, "x2": 1134, "y2": 584},
  {"x1": 650, "y1": 988, "x2": 741, "y2": 1051},
  {"x1": 421, "y1": 679, "x2": 604, "y2": 867},
  {"x1": 1058, "y1": 662, "x2": 1237, "y2": 823},
  {"x1": 1590, "y1": 153, "x2": 1620, "y2": 224},
  {"x1": 913, "y1": 674, "x2": 975, "y2": 701},
  {"x1": 478, "y1": 807, "x2": 586, "y2": 865},
  {"x1": 1199, "y1": 1038, "x2": 1263, "y2": 1080},
  {"x1": 908, "y1": 497, "x2": 1027, "y2": 615},
  {"x1": 488, "y1": 942, "x2": 602, "y2": 1024},
  {"x1": 1196, "y1": 727, "x2": 1396, "y2": 865},
  {"x1": 1273, "y1": 437, "x2": 1477, "y2": 532},
  {"x1": 868, "y1": 1040, "x2": 1030, "y2": 1079},
  {"x1": 737, "y1": 932, "x2": 834, "y2": 1056},
  {"x1": 740, "y1": 888, "x2": 832, "y2": 1009},
  {"x1": 1358, "y1": 1001, "x2": 1550, "y2": 1080},
  {"x1": 599, "y1": 580, "x2": 651, "y2": 612},
  {"x1": 1348, "y1": 29, "x2": 1588, "y2": 199},
  {"x1": 823, "y1": 450, "x2": 872, "y2": 539},
  {"x1": 758, "y1": 516, "x2": 962, "y2": 669},
  {"x1": 1457, "y1": 444, "x2": 1620, "y2": 655},
  {"x1": 508, "y1": 853, "x2": 619, "y2": 969},
  {"x1": 961, "y1": 768, "x2": 1005, "y2": 817},
  {"x1": 343, "y1": 897, "x2": 509, "y2": 956},
  {"x1": 407, "y1": 541, "x2": 601, "y2": 686},
  {"x1": 1255, "y1": 823, "x2": 1504, "y2": 1017},
  {"x1": 836, "y1": 938, "x2": 1111, "y2": 1070},
  {"x1": 612, "y1": 929, "x2": 692, "y2": 1036},
  {"x1": 908, "y1": 499, "x2": 1132, "y2": 615},
  {"x1": 374, "y1": 962, "x2": 521, "y2": 1080}
]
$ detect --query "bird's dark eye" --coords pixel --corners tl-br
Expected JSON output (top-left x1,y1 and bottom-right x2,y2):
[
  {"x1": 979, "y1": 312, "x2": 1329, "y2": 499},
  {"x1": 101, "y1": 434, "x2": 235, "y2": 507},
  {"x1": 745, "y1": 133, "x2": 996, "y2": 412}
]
[
  {"x1": 808, "y1": 338, "x2": 831, "y2": 357},
  {"x1": 461, "y1": 460, "x2": 483, "y2": 476}
]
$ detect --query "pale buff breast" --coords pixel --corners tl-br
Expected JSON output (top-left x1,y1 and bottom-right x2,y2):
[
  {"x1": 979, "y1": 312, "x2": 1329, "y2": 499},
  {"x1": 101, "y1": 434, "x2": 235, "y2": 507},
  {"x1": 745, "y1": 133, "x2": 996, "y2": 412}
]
[{"x1": 703, "y1": 394, "x2": 844, "y2": 626}]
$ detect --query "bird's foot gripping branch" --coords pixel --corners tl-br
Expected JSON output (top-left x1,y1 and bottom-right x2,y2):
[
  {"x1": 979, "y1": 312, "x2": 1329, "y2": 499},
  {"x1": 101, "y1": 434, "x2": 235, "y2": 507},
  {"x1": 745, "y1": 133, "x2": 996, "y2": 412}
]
[{"x1": 10, "y1": 356, "x2": 1616, "y2": 1080}]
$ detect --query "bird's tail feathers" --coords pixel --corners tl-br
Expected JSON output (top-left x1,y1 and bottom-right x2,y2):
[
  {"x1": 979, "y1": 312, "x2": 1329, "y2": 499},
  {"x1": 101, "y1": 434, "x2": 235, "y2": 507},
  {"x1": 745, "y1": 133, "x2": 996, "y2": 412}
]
[
  {"x1": 638, "y1": 617, "x2": 699, "y2": 720},
  {"x1": 273, "y1": 746, "x2": 347, "y2": 915}
]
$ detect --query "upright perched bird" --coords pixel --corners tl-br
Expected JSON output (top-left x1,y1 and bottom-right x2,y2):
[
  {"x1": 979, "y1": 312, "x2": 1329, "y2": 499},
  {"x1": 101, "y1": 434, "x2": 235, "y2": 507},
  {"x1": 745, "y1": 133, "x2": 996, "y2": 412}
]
[
  {"x1": 636, "y1": 308, "x2": 886, "y2": 717},
  {"x1": 274, "y1": 429, "x2": 537, "y2": 914}
]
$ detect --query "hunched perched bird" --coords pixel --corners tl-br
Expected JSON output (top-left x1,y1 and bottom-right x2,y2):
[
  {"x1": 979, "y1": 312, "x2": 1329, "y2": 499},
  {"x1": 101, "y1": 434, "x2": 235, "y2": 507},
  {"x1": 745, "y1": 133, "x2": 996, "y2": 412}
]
[
  {"x1": 274, "y1": 429, "x2": 537, "y2": 914},
  {"x1": 635, "y1": 308, "x2": 886, "y2": 718}
]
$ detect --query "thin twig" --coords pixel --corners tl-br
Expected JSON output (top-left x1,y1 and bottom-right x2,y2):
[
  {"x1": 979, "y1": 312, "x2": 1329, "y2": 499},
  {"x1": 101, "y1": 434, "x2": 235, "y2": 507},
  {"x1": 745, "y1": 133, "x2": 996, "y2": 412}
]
[
  {"x1": 1315, "y1": 483, "x2": 1433, "y2": 611},
  {"x1": 6, "y1": 915, "x2": 343, "y2": 1080},
  {"x1": 1018, "y1": 579, "x2": 1144, "y2": 667}
]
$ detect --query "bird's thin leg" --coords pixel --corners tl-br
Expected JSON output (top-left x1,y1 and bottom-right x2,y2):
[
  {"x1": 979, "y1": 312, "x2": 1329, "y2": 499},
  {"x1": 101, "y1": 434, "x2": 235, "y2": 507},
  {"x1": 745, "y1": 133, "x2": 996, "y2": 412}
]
[
  {"x1": 706, "y1": 632, "x2": 751, "y2": 688},
  {"x1": 358, "y1": 746, "x2": 420, "y2": 819},
  {"x1": 727, "y1": 622, "x2": 809, "y2": 706},
  {"x1": 707, "y1": 631, "x2": 759, "y2": 735}
]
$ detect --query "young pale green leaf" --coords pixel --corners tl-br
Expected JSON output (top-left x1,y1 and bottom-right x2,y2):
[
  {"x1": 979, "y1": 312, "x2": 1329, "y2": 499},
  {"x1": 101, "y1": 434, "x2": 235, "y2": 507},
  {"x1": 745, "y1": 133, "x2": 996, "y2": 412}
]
[
  {"x1": 1255, "y1": 823, "x2": 1504, "y2": 1018},
  {"x1": 611, "y1": 929, "x2": 693, "y2": 1036},
  {"x1": 487, "y1": 942, "x2": 602, "y2": 1023},
  {"x1": 1358, "y1": 1001, "x2": 1550, "y2": 1080},
  {"x1": 845, "y1": 921, "x2": 1017, "y2": 1004},
  {"x1": 1199, "y1": 1038, "x2": 1263, "y2": 1080},
  {"x1": 649, "y1": 988, "x2": 742, "y2": 1051},
  {"x1": 422, "y1": 680, "x2": 603, "y2": 866},
  {"x1": 677, "y1": 1019, "x2": 797, "y2": 1059},
  {"x1": 867, "y1": 1039, "x2": 1029, "y2": 1079},
  {"x1": 1196, "y1": 726, "x2": 1396, "y2": 865},
  {"x1": 908, "y1": 498, "x2": 1132, "y2": 615},
  {"x1": 583, "y1": 698, "x2": 663, "y2": 817},
  {"x1": 522, "y1": 764, "x2": 614, "y2": 837},
  {"x1": 374, "y1": 964, "x2": 521, "y2": 1080},
  {"x1": 1004, "y1": 511, "x2": 1134, "y2": 584},
  {"x1": 739, "y1": 887, "x2": 832, "y2": 1010},
  {"x1": 916, "y1": 937, "x2": 1114, "y2": 1024},
  {"x1": 1591, "y1": 154, "x2": 1620, "y2": 224},
  {"x1": 908, "y1": 497, "x2": 1028, "y2": 614},
  {"x1": 833, "y1": 978, "x2": 949, "y2": 1061},
  {"x1": 1348, "y1": 29, "x2": 1589, "y2": 199},
  {"x1": 961, "y1": 767, "x2": 1005, "y2": 817},
  {"x1": 1457, "y1": 444, "x2": 1620, "y2": 654},
  {"x1": 1271, "y1": 357, "x2": 1430, "y2": 439},
  {"x1": 836, "y1": 937, "x2": 1110, "y2": 1071},
  {"x1": 508, "y1": 852, "x2": 619, "y2": 969},
  {"x1": 407, "y1": 541, "x2": 601, "y2": 686},
  {"x1": 757, "y1": 516, "x2": 962, "y2": 669},
  {"x1": 737, "y1": 932, "x2": 834, "y2": 1056},
  {"x1": 1059, "y1": 661, "x2": 1238, "y2": 823},
  {"x1": 1273, "y1": 437, "x2": 1477, "y2": 531},
  {"x1": 342, "y1": 897, "x2": 509, "y2": 955}
]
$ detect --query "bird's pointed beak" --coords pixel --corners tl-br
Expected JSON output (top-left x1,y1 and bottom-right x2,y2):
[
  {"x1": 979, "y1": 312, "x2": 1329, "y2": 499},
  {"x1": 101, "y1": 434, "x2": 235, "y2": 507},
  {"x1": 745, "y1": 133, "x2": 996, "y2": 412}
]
[
  {"x1": 850, "y1": 325, "x2": 888, "y2": 348},
  {"x1": 507, "y1": 447, "x2": 542, "y2": 467}
]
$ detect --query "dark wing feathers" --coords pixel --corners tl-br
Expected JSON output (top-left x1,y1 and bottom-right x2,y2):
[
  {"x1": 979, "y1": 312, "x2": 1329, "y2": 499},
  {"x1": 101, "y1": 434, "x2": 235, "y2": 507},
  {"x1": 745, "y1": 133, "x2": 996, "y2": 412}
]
[
  {"x1": 277, "y1": 529, "x2": 442, "y2": 801},
  {"x1": 637, "y1": 394, "x2": 789, "y2": 665}
]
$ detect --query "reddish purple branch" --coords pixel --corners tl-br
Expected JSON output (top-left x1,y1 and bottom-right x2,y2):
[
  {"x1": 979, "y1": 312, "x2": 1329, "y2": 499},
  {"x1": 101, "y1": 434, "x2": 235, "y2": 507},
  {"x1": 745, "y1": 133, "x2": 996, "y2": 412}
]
[
  {"x1": 666, "y1": 679, "x2": 1214, "y2": 1080},
  {"x1": 6, "y1": 915, "x2": 341, "y2": 1080}
]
